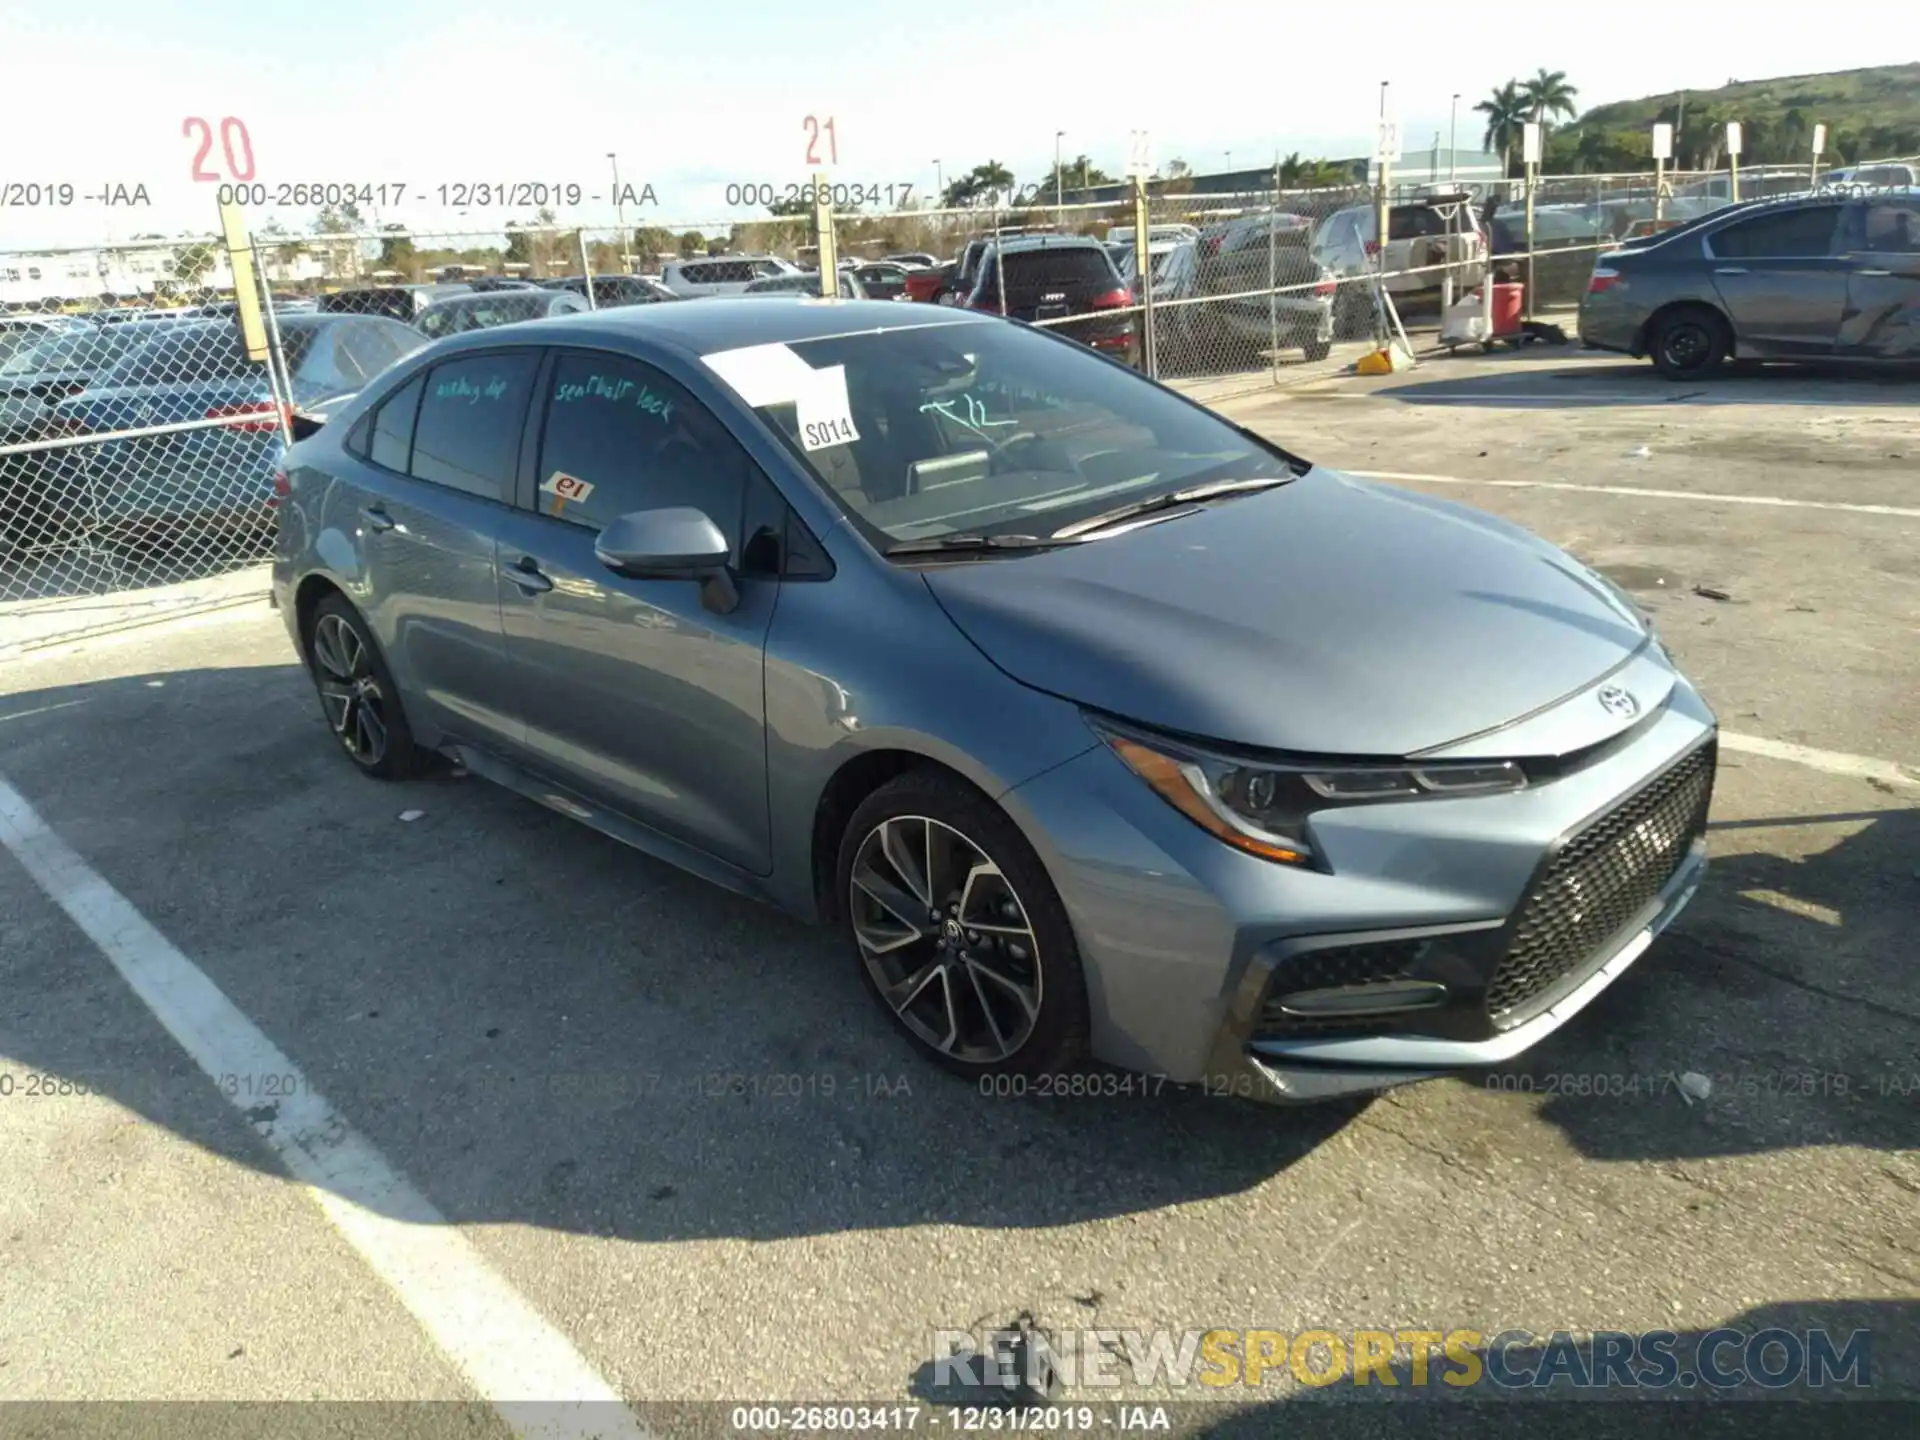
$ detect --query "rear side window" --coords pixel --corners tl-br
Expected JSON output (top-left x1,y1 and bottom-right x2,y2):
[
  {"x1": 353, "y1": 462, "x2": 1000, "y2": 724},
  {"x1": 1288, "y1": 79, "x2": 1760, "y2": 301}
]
[
  {"x1": 1709, "y1": 204, "x2": 1844, "y2": 259},
  {"x1": 368, "y1": 372, "x2": 424, "y2": 471},
  {"x1": 407, "y1": 352, "x2": 539, "y2": 501},
  {"x1": 1387, "y1": 206, "x2": 1446, "y2": 241}
]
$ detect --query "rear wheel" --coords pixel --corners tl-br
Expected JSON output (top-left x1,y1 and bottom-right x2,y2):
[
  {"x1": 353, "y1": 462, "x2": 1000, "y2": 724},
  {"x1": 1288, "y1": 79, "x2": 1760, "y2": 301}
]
[
  {"x1": 306, "y1": 594, "x2": 426, "y2": 779},
  {"x1": 1649, "y1": 306, "x2": 1730, "y2": 379},
  {"x1": 1303, "y1": 338, "x2": 1333, "y2": 362},
  {"x1": 837, "y1": 770, "x2": 1089, "y2": 1079}
]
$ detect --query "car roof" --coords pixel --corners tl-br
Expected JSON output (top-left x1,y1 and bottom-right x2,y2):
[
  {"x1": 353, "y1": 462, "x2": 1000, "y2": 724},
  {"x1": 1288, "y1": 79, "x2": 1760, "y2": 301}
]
[
  {"x1": 415, "y1": 296, "x2": 989, "y2": 360},
  {"x1": 982, "y1": 235, "x2": 1106, "y2": 255}
]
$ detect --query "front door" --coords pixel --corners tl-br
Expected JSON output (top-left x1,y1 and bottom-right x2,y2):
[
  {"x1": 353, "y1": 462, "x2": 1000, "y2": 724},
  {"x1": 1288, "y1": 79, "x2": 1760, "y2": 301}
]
[
  {"x1": 493, "y1": 348, "x2": 777, "y2": 874},
  {"x1": 1838, "y1": 197, "x2": 1920, "y2": 360},
  {"x1": 1704, "y1": 200, "x2": 1850, "y2": 356}
]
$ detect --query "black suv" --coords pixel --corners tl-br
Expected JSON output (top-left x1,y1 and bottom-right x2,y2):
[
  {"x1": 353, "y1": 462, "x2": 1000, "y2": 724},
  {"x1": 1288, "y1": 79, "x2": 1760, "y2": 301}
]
[{"x1": 961, "y1": 237, "x2": 1137, "y2": 364}]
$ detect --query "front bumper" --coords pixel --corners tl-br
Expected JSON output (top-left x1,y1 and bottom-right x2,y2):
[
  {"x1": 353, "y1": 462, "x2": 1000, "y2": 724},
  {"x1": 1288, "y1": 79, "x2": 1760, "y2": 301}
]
[
  {"x1": 1212, "y1": 835, "x2": 1706, "y2": 1102},
  {"x1": 1001, "y1": 664, "x2": 1717, "y2": 1105}
]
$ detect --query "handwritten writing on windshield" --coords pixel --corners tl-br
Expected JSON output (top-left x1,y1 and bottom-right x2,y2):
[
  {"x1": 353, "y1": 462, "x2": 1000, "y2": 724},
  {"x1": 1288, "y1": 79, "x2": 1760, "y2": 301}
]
[
  {"x1": 434, "y1": 375, "x2": 510, "y2": 405},
  {"x1": 919, "y1": 393, "x2": 1017, "y2": 433},
  {"x1": 553, "y1": 371, "x2": 675, "y2": 424}
]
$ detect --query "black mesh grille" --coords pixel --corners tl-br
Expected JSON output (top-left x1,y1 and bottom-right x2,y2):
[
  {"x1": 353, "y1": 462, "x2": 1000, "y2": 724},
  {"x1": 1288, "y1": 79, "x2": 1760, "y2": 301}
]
[
  {"x1": 1255, "y1": 940, "x2": 1429, "y2": 1037},
  {"x1": 1486, "y1": 740, "x2": 1715, "y2": 1027}
]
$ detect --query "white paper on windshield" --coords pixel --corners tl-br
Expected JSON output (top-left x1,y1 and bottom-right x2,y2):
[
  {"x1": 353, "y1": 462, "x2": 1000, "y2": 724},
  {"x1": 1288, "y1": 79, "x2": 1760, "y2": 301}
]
[
  {"x1": 795, "y1": 363, "x2": 860, "y2": 451},
  {"x1": 700, "y1": 342, "x2": 818, "y2": 408}
]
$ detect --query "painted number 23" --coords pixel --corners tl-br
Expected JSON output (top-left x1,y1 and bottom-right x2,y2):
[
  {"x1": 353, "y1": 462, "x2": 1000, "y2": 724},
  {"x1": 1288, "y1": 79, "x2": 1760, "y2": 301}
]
[
  {"x1": 183, "y1": 116, "x2": 256, "y2": 183},
  {"x1": 803, "y1": 115, "x2": 838, "y2": 167}
]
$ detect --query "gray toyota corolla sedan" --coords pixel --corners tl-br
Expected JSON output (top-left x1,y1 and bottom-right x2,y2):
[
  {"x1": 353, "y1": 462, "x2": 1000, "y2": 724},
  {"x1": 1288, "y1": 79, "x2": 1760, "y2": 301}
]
[{"x1": 271, "y1": 298, "x2": 1717, "y2": 1103}]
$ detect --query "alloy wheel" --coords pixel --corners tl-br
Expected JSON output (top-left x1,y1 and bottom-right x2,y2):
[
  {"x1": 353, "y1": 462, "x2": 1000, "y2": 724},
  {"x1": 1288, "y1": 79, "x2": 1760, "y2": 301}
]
[
  {"x1": 311, "y1": 613, "x2": 389, "y2": 765},
  {"x1": 848, "y1": 814, "x2": 1042, "y2": 1065}
]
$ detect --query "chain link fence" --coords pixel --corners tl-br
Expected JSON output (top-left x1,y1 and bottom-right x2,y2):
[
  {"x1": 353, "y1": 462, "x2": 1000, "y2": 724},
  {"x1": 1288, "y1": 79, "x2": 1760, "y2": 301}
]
[{"x1": 1, "y1": 160, "x2": 1880, "y2": 649}]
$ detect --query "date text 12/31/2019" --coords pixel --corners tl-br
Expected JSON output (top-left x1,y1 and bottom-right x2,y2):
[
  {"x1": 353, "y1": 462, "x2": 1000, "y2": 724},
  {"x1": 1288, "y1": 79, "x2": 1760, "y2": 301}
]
[{"x1": 208, "y1": 182, "x2": 659, "y2": 210}]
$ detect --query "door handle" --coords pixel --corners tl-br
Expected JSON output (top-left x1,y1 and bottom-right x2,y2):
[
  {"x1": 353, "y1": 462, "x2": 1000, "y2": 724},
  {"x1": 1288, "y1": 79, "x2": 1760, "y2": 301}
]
[
  {"x1": 1713, "y1": 266, "x2": 1749, "y2": 275},
  {"x1": 360, "y1": 505, "x2": 396, "y2": 533},
  {"x1": 503, "y1": 556, "x2": 553, "y2": 594},
  {"x1": 1855, "y1": 268, "x2": 1892, "y2": 276}
]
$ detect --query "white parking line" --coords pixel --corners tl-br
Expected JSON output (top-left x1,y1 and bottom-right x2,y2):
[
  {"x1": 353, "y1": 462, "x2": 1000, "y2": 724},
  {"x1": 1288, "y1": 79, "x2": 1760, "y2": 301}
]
[
  {"x1": 0, "y1": 774, "x2": 651, "y2": 1440},
  {"x1": 1351, "y1": 469, "x2": 1920, "y2": 520},
  {"x1": 1720, "y1": 732, "x2": 1920, "y2": 789}
]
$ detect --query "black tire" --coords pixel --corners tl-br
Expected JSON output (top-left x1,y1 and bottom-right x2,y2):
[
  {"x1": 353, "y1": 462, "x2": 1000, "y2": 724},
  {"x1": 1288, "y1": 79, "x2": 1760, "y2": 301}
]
[
  {"x1": 836, "y1": 768, "x2": 1090, "y2": 1080},
  {"x1": 1649, "y1": 305, "x2": 1730, "y2": 380},
  {"x1": 305, "y1": 594, "x2": 427, "y2": 780},
  {"x1": 1303, "y1": 338, "x2": 1333, "y2": 363}
]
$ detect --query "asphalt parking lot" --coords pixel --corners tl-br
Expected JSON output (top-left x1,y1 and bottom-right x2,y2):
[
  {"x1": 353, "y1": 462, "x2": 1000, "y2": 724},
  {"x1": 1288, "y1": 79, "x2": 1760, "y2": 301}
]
[{"x1": 1, "y1": 343, "x2": 1916, "y2": 1435}]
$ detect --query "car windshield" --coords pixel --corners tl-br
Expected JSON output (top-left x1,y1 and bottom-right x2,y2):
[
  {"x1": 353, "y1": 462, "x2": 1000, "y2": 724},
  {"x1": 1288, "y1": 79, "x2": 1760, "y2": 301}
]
[
  {"x1": 0, "y1": 324, "x2": 159, "y2": 376},
  {"x1": 702, "y1": 317, "x2": 1300, "y2": 549}
]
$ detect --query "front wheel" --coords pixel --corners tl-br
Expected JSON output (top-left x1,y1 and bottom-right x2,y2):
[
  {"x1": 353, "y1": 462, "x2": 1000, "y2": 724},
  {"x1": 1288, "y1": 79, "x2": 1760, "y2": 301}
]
[
  {"x1": 1649, "y1": 306, "x2": 1730, "y2": 379},
  {"x1": 1303, "y1": 338, "x2": 1333, "y2": 362},
  {"x1": 837, "y1": 770, "x2": 1090, "y2": 1079}
]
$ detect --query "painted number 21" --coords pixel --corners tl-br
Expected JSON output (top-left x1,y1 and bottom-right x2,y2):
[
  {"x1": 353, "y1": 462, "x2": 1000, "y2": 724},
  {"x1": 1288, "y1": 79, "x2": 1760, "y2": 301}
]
[
  {"x1": 183, "y1": 116, "x2": 256, "y2": 183},
  {"x1": 803, "y1": 115, "x2": 838, "y2": 167}
]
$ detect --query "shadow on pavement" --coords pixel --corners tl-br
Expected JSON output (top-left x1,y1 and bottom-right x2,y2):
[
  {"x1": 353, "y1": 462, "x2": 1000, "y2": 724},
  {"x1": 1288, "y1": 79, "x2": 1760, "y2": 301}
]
[
  {"x1": 1369, "y1": 353, "x2": 1920, "y2": 408},
  {"x1": 0, "y1": 662, "x2": 1361, "y2": 1246}
]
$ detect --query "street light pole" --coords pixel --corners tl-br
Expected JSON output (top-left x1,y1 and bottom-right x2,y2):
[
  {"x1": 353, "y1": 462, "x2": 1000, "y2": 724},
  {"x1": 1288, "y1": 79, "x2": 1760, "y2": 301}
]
[
  {"x1": 608, "y1": 152, "x2": 626, "y2": 273},
  {"x1": 1449, "y1": 93, "x2": 1459, "y2": 187},
  {"x1": 933, "y1": 158, "x2": 943, "y2": 205},
  {"x1": 1055, "y1": 130, "x2": 1065, "y2": 226}
]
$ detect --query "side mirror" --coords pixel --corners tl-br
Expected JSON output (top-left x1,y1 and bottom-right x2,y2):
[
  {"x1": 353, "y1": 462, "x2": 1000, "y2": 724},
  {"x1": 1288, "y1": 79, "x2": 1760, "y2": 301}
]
[{"x1": 594, "y1": 506, "x2": 739, "y2": 614}]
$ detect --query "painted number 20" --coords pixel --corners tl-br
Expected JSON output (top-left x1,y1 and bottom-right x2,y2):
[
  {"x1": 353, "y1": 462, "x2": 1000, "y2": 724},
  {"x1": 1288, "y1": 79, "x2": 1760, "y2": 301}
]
[
  {"x1": 803, "y1": 115, "x2": 838, "y2": 167},
  {"x1": 183, "y1": 116, "x2": 256, "y2": 183}
]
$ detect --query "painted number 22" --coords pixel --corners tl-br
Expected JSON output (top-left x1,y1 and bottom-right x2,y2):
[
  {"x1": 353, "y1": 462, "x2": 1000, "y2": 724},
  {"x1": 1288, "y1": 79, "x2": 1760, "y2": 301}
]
[
  {"x1": 183, "y1": 116, "x2": 256, "y2": 183},
  {"x1": 803, "y1": 115, "x2": 838, "y2": 167}
]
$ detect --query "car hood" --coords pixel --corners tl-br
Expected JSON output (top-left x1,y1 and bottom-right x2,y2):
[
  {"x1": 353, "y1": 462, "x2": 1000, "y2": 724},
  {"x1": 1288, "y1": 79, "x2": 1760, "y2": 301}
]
[{"x1": 920, "y1": 468, "x2": 1657, "y2": 757}]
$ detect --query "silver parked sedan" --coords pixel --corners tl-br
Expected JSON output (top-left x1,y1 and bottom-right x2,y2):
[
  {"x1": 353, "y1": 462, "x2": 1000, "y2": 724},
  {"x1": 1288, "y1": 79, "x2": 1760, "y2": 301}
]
[{"x1": 271, "y1": 300, "x2": 1717, "y2": 1103}]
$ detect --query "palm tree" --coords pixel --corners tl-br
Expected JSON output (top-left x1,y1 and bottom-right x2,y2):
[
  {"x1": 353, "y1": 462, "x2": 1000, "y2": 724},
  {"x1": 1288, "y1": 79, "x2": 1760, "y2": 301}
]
[
  {"x1": 1522, "y1": 69, "x2": 1579, "y2": 127},
  {"x1": 1475, "y1": 81, "x2": 1529, "y2": 177}
]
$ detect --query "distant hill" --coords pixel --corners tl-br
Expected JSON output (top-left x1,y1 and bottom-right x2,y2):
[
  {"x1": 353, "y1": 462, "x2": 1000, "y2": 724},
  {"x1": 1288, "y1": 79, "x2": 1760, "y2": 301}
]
[{"x1": 1557, "y1": 64, "x2": 1920, "y2": 171}]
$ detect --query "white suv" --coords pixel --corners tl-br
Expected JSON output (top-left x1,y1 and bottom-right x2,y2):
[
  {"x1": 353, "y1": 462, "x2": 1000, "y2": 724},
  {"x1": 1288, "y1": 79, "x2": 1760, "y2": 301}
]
[
  {"x1": 1311, "y1": 196, "x2": 1489, "y2": 302},
  {"x1": 660, "y1": 255, "x2": 802, "y2": 298}
]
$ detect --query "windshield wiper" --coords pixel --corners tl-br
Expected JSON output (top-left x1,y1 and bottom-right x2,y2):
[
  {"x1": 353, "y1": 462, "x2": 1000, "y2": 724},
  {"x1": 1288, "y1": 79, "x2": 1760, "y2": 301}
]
[
  {"x1": 1051, "y1": 475, "x2": 1296, "y2": 540},
  {"x1": 884, "y1": 532, "x2": 1078, "y2": 557}
]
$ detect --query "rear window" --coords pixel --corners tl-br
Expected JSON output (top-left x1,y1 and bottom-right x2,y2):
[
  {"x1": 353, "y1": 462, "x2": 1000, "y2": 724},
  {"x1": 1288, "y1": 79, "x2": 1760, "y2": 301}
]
[
  {"x1": 0, "y1": 324, "x2": 154, "y2": 376},
  {"x1": 993, "y1": 247, "x2": 1119, "y2": 290},
  {"x1": 100, "y1": 322, "x2": 309, "y2": 385}
]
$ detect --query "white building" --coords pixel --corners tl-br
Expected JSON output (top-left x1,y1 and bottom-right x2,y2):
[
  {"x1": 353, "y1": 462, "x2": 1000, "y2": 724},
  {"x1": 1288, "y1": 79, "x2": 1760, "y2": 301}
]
[{"x1": 0, "y1": 246, "x2": 239, "y2": 307}]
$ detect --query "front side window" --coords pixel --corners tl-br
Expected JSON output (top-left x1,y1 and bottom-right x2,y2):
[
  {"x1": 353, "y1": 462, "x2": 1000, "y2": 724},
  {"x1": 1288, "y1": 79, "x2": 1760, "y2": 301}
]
[
  {"x1": 532, "y1": 351, "x2": 749, "y2": 543},
  {"x1": 700, "y1": 317, "x2": 1298, "y2": 550},
  {"x1": 408, "y1": 352, "x2": 539, "y2": 501},
  {"x1": 1862, "y1": 201, "x2": 1920, "y2": 254},
  {"x1": 1709, "y1": 204, "x2": 1844, "y2": 259}
]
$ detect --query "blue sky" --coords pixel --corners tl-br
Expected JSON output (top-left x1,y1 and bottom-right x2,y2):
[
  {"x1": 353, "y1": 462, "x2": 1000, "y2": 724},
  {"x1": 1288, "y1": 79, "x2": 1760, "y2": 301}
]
[{"x1": 3, "y1": 0, "x2": 1913, "y2": 248}]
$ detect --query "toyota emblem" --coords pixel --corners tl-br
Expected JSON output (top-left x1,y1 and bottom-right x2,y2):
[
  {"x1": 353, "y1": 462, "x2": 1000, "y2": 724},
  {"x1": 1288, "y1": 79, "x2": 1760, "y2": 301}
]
[{"x1": 1596, "y1": 685, "x2": 1639, "y2": 719}]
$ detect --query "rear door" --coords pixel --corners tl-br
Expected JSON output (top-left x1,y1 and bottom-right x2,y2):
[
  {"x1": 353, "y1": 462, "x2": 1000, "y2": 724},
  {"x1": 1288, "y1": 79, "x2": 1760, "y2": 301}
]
[
  {"x1": 491, "y1": 347, "x2": 777, "y2": 872},
  {"x1": 1838, "y1": 197, "x2": 1920, "y2": 360},
  {"x1": 1704, "y1": 201, "x2": 1850, "y2": 355},
  {"x1": 337, "y1": 350, "x2": 539, "y2": 755}
]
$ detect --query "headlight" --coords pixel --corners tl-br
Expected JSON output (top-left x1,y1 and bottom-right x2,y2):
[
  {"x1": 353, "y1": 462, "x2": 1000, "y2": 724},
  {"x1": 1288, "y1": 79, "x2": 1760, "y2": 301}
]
[{"x1": 1090, "y1": 717, "x2": 1526, "y2": 868}]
